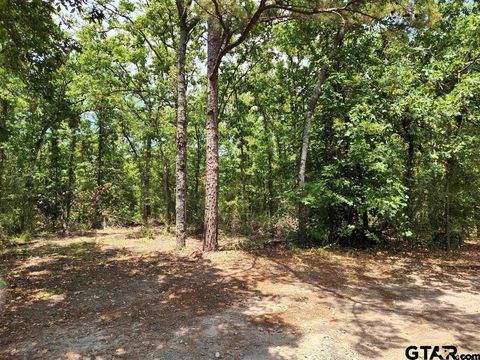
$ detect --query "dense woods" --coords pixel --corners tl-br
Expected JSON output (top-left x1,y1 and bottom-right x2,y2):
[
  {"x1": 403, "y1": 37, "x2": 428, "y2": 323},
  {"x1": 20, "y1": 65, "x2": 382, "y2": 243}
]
[{"x1": 1, "y1": 0, "x2": 479, "y2": 251}]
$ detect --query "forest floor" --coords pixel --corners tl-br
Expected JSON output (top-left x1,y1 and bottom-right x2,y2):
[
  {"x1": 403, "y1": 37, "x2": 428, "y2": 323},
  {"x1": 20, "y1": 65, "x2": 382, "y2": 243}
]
[{"x1": 1, "y1": 227, "x2": 479, "y2": 360}]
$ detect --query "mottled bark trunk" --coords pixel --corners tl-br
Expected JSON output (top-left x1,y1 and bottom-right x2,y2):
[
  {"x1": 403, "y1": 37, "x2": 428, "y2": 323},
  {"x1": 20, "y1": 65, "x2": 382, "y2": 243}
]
[
  {"x1": 175, "y1": 9, "x2": 189, "y2": 248},
  {"x1": 203, "y1": 17, "x2": 221, "y2": 252},
  {"x1": 297, "y1": 26, "x2": 345, "y2": 243},
  {"x1": 143, "y1": 133, "x2": 152, "y2": 225}
]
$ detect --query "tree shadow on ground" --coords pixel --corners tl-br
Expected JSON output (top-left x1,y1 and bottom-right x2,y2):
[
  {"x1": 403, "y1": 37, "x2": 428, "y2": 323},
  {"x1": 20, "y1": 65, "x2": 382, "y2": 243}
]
[
  {"x1": 0, "y1": 241, "x2": 300, "y2": 360},
  {"x1": 250, "y1": 243, "x2": 480, "y2": 358}
]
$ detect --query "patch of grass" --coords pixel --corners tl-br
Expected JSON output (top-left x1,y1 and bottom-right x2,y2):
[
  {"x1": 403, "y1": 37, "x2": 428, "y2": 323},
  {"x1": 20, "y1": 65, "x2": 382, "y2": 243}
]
[
  {"x1": 37, "y1": 290, "x2": 55, "y2": 299},
  {"x1": 310, "y1": 244, "x2": 336, "y2": 257},
  {"x1": 126, "y1": 226, "x2": 156, "y2": 240},
  {"x1": 0, "y1": 277, "x2": 6, "y2": 289},
  {"x1": 10, "y1": 231, "x2": 33, "y2": 244},
  {"x1": 223, "y1": 235, "x2": 268, "y2": 251}
]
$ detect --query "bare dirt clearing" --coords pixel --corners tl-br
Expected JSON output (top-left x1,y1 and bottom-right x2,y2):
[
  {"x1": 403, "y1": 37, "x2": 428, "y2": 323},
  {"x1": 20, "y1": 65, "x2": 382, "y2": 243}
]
[{"x1": 1, "y1": 228, "x2": 479, "y2": 359}]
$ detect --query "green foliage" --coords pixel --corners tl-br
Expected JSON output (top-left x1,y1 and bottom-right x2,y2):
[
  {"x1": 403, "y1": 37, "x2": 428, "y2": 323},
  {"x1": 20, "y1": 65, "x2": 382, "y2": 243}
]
[{"x1": 0, "y1": 0, "x2": 479, "y2": 250}]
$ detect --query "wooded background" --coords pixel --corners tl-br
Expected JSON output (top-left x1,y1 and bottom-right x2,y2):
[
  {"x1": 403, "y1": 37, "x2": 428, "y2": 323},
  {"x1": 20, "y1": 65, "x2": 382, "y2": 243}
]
[{"x1": 0, "y1": 0, "x2": 479, "y2": 250}]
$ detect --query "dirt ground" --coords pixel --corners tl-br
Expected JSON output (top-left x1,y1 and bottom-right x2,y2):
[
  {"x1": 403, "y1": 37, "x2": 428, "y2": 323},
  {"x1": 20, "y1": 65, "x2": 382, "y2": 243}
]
[{"x1": 1, "y1": 227, "x2": 479, "y2": 360}]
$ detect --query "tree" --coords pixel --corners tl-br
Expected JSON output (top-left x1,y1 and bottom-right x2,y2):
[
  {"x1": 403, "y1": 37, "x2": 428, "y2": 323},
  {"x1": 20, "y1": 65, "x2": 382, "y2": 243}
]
[
  {"x1": 201, "y1": 0, "x2": 367, "y2": 251},
  {"x1": 175, "y1": 0, "x2": 198, "y2": 248}
]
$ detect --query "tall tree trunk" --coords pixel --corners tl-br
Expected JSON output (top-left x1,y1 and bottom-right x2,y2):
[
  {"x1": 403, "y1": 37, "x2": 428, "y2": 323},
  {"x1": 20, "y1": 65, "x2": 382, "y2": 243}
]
[
  {"x1": 203, "y1": 17, "x2": 221, "y2": 252},
  {"x1": 175, "y1": 3, "x2": 189, "y2": 248},
  {"x1": 193, "y1": 122, "x2": 202, "y2": 229},
  {"x1": 443, "y1": 114, "x2": 464, "y2": 250},
  {"x1": 21, "y1": 123, "x2": 49, "y2": 231},
  {"x1": 93, "y1": 115, "x2": 105, "y2": 229},
  {"x1": 49, "y1": 125, "x2": 62, "y2": 228},
  {"x1": 297, "y1": 26, "x2": 345, "y2": 243},
  {"x1": 261, "y1": 113, "x2": 275, "y2": 236},
  {"x1": 0, "y1": 99, "x2": 8, "y2": 193},
  {"x1": 143, "y1": 133, "x2": 152, "y2": 225},
  {"x1": 362, "y1": 211, "x2": 369, "y2": 231},
  {"x1": 163, "y1": 161, "x2": 173, "y2": 224},
  {"x1": 261, "y1": 113, "x2": 274, "y2": 216},
  {"x1": 159, "y1": 143, "x2": 173, "y2": 225},
  {"x1": 65, "y1": 116, "x2": 79, "y2": 232},
  {"x1": 402, "y1": 113, "x2": 415, "y2": 243},
  {"x1": 239, "y1": 122, "x2": 247, "y2": 228}
]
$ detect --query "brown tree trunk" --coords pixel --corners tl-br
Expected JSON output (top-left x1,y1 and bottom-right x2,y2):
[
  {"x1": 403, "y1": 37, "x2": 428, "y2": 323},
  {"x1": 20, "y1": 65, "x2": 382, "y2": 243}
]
[
  {"x1": 21, "y1": 123, "x2": 49, "y2": 231},
  {"x1": 65, "y1": 116, "x2": 78, "y2": 232},
  {"x1": 165, "y1": 163, "x2": 173, "y2": 224},
  {"x1": 175, "y1": 2, "x2": 189, "y2": 248},
  {"x1": 0, "y1": 99, "x2": 8, "y2": 193},
  {"x1": 193, "y1": 122, "x2": 202, "y2": 231},
  {"x1": 143, "y1": 133, "x2": 152, "y2": 224},
  {"x1": 443, "y1": 115, "x2": 464, "y2": 250},
  {"x1": 93, "y1": 115, "x2": 105, "y2": 229},
  {"x1": 297, "y1": 26, "x2": 345, "y2": 243},
  {"x1": 402, "y1": 112, "x2": 415, "y2": 244},
  {"x1": 203, "y1": 16, "x2": 221, "y2": 252},
  {"x1": 261, "y1": 113, "x2": 274, "y2": 217},
  {"x1": 49, "y1": 125, "x2": 62, "y2": 228}
]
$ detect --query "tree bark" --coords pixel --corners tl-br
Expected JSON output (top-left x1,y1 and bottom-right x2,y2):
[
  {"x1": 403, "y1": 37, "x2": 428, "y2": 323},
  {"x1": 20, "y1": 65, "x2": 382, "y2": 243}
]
[
  {"x1": 203, "y1": 16, "x2": 221, "y2": 252},
  {"x1": 143, "y1": 132, "x2": 152, "y2": 224},
  {"x1": 175, "y1": 1, "x2": 189, "y2": 248},
  {"x1": 21, "y1": 123, "x2": 49, "y2": 231},
  {"x1": 297, "y1": 26, "x2": 345, "y2": 243},
  {"x1": 65, "y1": 116, "x2": 78, "y2": 232},
  {"x1": 49, "y1": 125, "x2": 62, "y2": 228},
  {"x1": 164, "y1": 162, "x2": 173, "y2": 224},
  {"x1": 193, "y1": 122, "x2": 202, "y2": 231},
  {"x1": 0, "y1": 99, "x2": 8, "y2": 193},
  {"x1": 402, "y1": 112, "x2": 415, "y2": 243},
  {"x1": 93, "y1": 114, "x2": 105, "y2": 229}
]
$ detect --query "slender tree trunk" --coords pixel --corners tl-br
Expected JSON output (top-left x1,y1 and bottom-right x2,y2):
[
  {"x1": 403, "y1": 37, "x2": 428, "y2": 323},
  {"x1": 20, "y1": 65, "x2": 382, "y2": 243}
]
[
  {"x1": 0, "y1": 100, "x2": 8, "y2": 192},
  {"x1": 239, "y1": 122, "x2": 248, "y2": 229},
  {"x1": 21, "y1": 123, "x2": 49, "y2": 231},
  {"x1": 444, "y1": 165, "x2": 451, "y2": 250},
  {"x1": 157, "y1": 140, "x2": 173, "y2": 225},
  {"x1": 203, "y1": 17, "x2": 221, "y2": 251},
  {"x1": 362, "y1": 211, "x2": 369, "y2": 231},
  {"x1": 49, "y1": 125, "x2": 62, "y2": 228},
  {"x1": 163, "y1": 161, "x2": 173, "y2": 224},
  {"x1": 402, "y1": 113, "x2": 415, "y2": 244},
  {"x1": 297, "y1": 66, "x2": 328, "y2": 243},
  {"x1": 261, "y1": 113, "x2": 274, "y2": 216},
  {"x1": 175, "y1": 6, "x2": 189, "y2": 248},
  {"x1": 65, "y1": 117, "x2": 78, "y2": 232},
  {"x1": 261, "y1": 114, "x2": 275, "y2": 236},
  {"x1": 297, "y1": 26, "x2": 345, "y2": 243},
  {"x1": 193, "y1": 122, "x2": 202, "y2": 231},
  {"x1": 444, "y1": 114, "x2": 463, "y2": 250},
  {"x1": 143, "y1": 133, "x2": 152, "y2": 224},
  {"x1": 93, "y1": 115, "x2": 105, "y2": 229}
]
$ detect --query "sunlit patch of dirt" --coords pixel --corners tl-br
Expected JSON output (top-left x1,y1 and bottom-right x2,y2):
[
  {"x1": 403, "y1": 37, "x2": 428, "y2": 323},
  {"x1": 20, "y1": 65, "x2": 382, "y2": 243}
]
[{"x1": 1, "y1": 227, "x2": 479, "y2": 359}]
